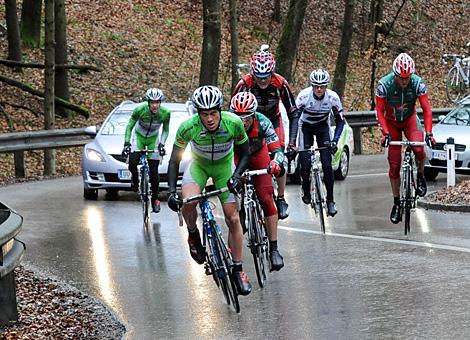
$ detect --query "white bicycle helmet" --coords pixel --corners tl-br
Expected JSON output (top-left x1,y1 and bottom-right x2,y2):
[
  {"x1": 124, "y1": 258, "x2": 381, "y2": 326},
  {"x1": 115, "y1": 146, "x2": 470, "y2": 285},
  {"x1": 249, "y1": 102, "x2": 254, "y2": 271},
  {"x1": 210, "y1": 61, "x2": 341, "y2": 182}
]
[
  {"x1": 145, "y1": 88, "x2": 164, "y2": 101},
  {"x1": 392, "y1": 53, "x2": 415, "y2": 78},
  {"x1": 230, "y1": 92, "x2": 258, "y2": 117},
  {"x1": 191, "y1": 85, "x2": 224, "y2": 110},
  {"x1": 310, "y1": 69, "x2": 330, "y2": 86}
]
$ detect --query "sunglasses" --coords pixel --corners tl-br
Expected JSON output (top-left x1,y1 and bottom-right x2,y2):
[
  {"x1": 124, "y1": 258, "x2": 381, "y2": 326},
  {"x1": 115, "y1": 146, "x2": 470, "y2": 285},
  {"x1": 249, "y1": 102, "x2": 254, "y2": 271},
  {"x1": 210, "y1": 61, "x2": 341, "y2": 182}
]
[{"x1": 312, "y1": 85, "x2": 327, "y2": 89}]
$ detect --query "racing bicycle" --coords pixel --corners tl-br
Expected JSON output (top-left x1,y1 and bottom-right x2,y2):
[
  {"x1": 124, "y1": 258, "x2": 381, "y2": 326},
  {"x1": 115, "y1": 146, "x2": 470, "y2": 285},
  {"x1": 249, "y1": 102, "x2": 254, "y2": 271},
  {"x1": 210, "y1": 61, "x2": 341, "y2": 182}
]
[
  {"x1": 389, "y1": 140, "x2": 427, "y2": 235},
  {"x1": 241, "y1": 169, "x2": 270, "y2": 287},
  {"x1": 177, "y1": 187, "x2": 240, "y2": 313},
  {"x1": 442, "y1": 52, "x2": 470, "y2": 103},
  {"x1": 136, "y1": 147, "x2": 152, "y2": 228},
  {"x1": 299, "y1": 146, "x2": 328, "y2": 234}
]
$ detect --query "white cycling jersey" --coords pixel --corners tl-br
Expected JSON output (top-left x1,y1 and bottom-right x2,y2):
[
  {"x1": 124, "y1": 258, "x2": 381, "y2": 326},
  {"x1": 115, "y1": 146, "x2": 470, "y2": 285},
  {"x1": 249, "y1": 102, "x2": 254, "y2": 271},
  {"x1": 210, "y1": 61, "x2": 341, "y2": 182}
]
[{"x1": 296, "y1": 88, "x2": 344, "y2": 125}]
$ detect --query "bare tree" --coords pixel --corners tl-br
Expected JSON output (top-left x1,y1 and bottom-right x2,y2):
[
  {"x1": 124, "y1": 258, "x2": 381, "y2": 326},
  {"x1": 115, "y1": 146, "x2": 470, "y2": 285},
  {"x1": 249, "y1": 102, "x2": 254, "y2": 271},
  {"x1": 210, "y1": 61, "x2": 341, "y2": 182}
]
[
  {"x1": 332, "y1": 0, "x2": 355, "y2": 100},
  {"x1": 229, "y1": 0, "x2": 239, "y2": 90},
  {"x1": 199, "y1": 0, "x2": 221, "y2": 86},
  {"x1": 44, "y1": 0, "x2": 55, "y2": 175},
  {"x1": 55, "y1": 0, "x2": 70, "y2": 117},
  {"x1": 275, "y1": 0, "x2": 308, "y2": 82},
  {"x1": 5, "y1": 0, "x2": 22, "y2": 61},
  {"x1": 20, "y1": 0, "x2": 42, "y2": 48}
]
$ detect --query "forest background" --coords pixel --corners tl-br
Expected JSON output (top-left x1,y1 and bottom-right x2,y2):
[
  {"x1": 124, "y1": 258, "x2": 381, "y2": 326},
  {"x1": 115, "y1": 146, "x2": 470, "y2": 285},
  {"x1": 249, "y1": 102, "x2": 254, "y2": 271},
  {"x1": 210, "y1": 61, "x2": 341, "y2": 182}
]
[{"x1": 0, "y1": 0, "x2": 468, "y2": 182}]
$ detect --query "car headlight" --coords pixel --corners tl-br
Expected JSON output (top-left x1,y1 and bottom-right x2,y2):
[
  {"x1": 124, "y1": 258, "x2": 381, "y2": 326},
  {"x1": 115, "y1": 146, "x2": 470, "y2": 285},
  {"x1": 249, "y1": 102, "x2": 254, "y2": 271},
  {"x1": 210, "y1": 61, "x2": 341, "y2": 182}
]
[
  {"x1": 86, "y1": 148, "x2": 105, "y2": 162},
  {"x1": 182, "y1": 147, "x2": 192, "y2": 161}
]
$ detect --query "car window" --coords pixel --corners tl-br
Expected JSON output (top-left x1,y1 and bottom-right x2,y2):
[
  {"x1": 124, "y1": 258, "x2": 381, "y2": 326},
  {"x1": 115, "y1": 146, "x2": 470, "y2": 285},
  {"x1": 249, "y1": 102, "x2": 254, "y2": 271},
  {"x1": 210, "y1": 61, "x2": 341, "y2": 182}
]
[
  {"x1": 442, "y1": 106, "x2": 470, "y2": 126},
  {"x1": 101, "y1": 110, "x2": 132, "y2": 135}
]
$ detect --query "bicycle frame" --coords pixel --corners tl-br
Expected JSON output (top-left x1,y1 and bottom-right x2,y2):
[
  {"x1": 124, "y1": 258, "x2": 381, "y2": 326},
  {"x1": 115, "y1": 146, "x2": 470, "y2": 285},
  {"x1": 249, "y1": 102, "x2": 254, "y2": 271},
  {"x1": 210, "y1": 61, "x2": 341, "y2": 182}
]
[
  {"x1": 389, "y1": 140, "x2": 426, "y2": 235},
  {"x1": 442, "y1": 53, "x2": 470, "y2": 102},
  {"x1": 178, "y1": 187, "x2": 240, "y2": 312}
]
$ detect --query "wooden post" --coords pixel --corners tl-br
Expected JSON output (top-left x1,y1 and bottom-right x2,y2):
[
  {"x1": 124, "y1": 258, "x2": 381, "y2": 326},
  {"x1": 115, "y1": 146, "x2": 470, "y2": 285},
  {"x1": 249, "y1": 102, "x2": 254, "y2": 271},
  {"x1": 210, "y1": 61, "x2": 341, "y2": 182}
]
[
  {"x1": 13, "y1": 151, "x2": 25, "y2": 177},
  {"x1": 353, "y1": 127, "x2": 362, "y2": 155},
  {"x1": 0, "y1": 271, "x2": 19, "y2": 326}
]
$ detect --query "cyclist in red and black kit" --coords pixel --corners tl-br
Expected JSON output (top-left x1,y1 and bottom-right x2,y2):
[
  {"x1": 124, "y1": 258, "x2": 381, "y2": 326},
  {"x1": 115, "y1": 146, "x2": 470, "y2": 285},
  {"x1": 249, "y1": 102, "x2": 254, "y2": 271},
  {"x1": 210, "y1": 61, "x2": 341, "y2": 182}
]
[
  {"x1": 376, "y1": 52, "x2": 435, "y2": 224},
  {"x1": 232, "y1": 49, "x2": 300, "y2": 220},
  {"x1": 231, "y1": 91, "x2": 286, "y2": 271}
]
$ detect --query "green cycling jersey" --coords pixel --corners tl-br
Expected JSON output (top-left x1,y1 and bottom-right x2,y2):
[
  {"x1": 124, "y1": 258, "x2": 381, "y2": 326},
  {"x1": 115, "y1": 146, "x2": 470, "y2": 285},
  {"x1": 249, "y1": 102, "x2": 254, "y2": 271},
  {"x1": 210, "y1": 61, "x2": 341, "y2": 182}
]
[
  {"x1": 124, "y1": 102, "x2": 171, "y2": 144},
  {"x1": 174, "y1": 111, "x2": 248, "y2": 164}
]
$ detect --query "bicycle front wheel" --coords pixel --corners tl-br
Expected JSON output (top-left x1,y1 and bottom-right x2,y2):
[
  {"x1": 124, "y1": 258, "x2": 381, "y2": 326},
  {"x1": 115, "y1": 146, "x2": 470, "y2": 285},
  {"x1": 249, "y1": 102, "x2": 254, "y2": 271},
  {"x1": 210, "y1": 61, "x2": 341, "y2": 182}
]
[
  {"x1": 140, "y1": 170, "x2": 151, "y2": 228},
  {"x1": 246, "y1": 203, "x2": 268, "y2": 287},
  {"x1": 212, "y1": 223, "x2": 240, "y2": 312},
  {"x1": 314, "y1": 172, "x2": 326, "y2": 234},
  {"x1": 403, "y1": 167, "x2": 413, "y2": 235},
  {"x1": 445, "y1": 66, "x2": 464, "y2": 103}
]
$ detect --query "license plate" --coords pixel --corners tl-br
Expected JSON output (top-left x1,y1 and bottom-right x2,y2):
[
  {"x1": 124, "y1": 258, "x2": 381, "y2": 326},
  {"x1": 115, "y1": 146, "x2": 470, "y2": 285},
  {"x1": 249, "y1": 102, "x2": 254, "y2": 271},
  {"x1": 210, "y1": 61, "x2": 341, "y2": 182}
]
[
  {"x1": 118, "y1": 169, "x2": 131, "y2": 180},
  {"x1": 432, "y1": 151, "x2": 446, "y2": 161}
]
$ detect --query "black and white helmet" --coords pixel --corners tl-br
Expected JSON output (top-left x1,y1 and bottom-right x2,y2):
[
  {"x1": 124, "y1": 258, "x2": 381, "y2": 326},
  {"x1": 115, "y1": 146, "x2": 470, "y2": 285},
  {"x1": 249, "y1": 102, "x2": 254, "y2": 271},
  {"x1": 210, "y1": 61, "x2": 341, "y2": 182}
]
[
  {"x1": 309, "y1": 69, "x2": 330, "y2": 86},
  {"x1": 145, "y1": 88, "x2": 164, "y2": 101},
  {"x1": 191, "y1": 85, "x2": 224, "y2": 111}
]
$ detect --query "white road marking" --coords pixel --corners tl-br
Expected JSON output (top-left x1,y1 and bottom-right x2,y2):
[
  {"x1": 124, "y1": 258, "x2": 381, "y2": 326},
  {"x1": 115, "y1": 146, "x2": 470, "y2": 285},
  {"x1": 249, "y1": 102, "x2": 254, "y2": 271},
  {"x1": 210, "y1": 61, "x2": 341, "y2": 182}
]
[
  {"x1": 279, "y1": 225, "x2": 470, "y2": 253},
  {"x1": 348, "y1": 172, "x2": 387, "y2": 178}
]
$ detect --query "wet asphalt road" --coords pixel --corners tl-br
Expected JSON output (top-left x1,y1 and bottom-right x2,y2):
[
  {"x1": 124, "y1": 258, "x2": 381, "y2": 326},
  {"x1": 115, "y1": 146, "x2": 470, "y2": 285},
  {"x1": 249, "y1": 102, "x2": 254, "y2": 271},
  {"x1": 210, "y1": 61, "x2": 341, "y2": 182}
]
[{"x1": 1, "y1": 154, "x2": 470, "y2": 339}]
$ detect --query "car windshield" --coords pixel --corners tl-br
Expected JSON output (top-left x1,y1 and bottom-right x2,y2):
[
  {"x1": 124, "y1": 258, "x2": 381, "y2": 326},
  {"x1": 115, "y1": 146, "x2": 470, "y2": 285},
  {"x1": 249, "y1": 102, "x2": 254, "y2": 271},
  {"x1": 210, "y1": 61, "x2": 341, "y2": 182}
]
[
  {"x1": 100, "y1": 110, "x2": 133, "y2": 135},
  {"x1": 442, "y1": 106, "x2": 470, "y2": 126}
]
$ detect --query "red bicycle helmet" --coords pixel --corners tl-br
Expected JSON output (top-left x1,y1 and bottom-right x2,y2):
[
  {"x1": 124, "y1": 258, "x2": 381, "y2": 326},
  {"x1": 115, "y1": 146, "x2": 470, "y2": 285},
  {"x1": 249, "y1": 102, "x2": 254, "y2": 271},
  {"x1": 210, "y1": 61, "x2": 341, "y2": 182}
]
[{"x1": 392, "y1": 53, "x2": 415, "y2": 78}]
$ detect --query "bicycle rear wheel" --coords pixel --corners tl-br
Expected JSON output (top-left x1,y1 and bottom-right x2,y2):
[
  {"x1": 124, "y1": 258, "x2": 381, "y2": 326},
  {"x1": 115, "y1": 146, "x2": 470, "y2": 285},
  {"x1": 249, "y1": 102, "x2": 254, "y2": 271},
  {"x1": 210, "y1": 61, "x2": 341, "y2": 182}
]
[
  {"x1": 445, "y1": 66, "x2": 464, "y2": 103},
  {"x1": 314, "y1": 172, "x2": 326, "y2": 233},
  {"x1": 247, "y1": 203, "x2": 268, "y2": 287},
  {"x1": 140, "y1": 170, "x2": 151, "y2": 228}
]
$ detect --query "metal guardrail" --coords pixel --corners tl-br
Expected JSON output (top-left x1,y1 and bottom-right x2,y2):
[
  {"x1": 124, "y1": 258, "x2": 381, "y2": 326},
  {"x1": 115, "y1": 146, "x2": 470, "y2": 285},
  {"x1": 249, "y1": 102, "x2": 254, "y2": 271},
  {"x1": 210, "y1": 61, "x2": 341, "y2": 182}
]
[
  {"x1": 0, "y1": 202, "x2": 24, "y2": 278},
  {"x1": 0, "y1": 201, "x2": 25, "y2": 326},
  {"x1": 0, "y1": 127, "x2": 93, "y2": 153}
]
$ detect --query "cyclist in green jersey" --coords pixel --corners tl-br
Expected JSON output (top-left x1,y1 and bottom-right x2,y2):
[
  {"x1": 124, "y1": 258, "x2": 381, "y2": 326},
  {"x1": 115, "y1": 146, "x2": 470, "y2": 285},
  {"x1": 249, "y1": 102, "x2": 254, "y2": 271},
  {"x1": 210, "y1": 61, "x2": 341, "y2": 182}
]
[
  {"x1": 167, "y1": 85, "x2": 253, "y2": 296},
  {"x1": 122, "y1": 88, "x2": 171, "y2": 213}
]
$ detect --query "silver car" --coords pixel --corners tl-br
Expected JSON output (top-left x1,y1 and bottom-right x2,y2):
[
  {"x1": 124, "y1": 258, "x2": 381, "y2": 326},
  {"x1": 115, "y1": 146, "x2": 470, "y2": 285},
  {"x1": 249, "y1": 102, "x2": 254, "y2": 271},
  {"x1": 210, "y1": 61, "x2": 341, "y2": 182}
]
[
  {"x1": 424, "y1": 96, "x2": 470, "y2": 181},
  {"x1": 82, "y1": 100, "x2": 192, "y2": 200}
]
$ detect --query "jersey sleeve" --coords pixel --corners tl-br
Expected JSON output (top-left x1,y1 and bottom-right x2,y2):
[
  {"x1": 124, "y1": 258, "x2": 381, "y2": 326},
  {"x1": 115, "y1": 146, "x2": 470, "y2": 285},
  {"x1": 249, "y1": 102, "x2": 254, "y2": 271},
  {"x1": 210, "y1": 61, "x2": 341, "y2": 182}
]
[
  {"x1": 160, "y1": 107, "x2": 171, "y2": 143},
  {"x1": 124, "y1": 106, "x2": 140, "y2": 142},
  {"x1": 376, "y1": 82, "x2": 387, "y2": 98},
  {"x1": 280, "y1": 79, "x2": 298, "y2": 115},
  {"x1": 174, "y1": 120, "x2": 191, "y2": 148}
]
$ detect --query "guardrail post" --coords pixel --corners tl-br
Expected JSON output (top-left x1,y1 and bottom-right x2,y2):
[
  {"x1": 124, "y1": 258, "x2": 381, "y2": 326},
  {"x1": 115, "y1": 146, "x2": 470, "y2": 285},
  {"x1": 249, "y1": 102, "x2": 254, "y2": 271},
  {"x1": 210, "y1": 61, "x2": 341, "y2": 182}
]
[
  {"x1": 0, "y1": 270, "x2": 19, "y2": 326},
  {"x1": 352, "y1": 127, "x2": 362, "y2": 155},
  {"x1": 446, "y1": 137, "x2": 455, "y2": 187},
  {"x1": 14, "y1": 151, "x2": 25, "y2": 177}
]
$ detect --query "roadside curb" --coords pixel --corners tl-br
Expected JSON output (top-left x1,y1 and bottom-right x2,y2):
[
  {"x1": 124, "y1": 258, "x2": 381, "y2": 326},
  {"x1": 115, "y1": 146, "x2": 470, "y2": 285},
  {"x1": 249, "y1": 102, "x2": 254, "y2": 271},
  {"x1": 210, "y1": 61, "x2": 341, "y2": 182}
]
[{"x1": 418, "y1": 197, "x2": 470, "y2": 213}]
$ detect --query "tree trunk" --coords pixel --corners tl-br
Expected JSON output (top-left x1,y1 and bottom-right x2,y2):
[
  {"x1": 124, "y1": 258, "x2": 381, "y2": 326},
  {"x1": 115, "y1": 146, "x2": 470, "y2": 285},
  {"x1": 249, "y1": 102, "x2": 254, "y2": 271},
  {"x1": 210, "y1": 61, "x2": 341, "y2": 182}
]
[
  {"x1": 275, "y1": 0, "x2": 308, "y2": 82},
  {"x1": 332, "y1": 0, "x2": 355, "y2": 100},
  {"x1": 54, "y1": 0, "x2": 70, "y2": 117},
  {"x1": 44, "y1": 0, "x2": 55, "y2": 175},
  {"x1": 229, "y1": 0, "x2": 239, "y2": 90},
  {"x1": 20, "y1": 0, "x2": 42, "y2": 48},
  {"x1": 5, "y1": 0, "x2": 22, "y2": 61},
  {"x1": 199, "y1": 0, "x2": 221, "y2": 86},
  {"x1": 273, "y1": 0, "x2": 281, "y2": 22},
  {"x1": 369, "y1": 0, "x2": 383, "y2": 110}
]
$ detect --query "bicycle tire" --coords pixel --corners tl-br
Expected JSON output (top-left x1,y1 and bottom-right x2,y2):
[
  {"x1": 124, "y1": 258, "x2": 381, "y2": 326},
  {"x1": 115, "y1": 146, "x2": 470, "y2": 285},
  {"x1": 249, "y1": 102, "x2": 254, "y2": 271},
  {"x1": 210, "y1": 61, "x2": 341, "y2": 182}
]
[
  {"x1": 403, "y1": 166, "x2": 412, "y2": 235},
  {"x1": 247, "y1": 202, "x2": 267, "y2": 287},
  {"x1": 205, "y1": 231, "x2": 220, "y2": 288},
  {"x1": 211, "y1": 222, "x2": 240, "y2": 312},
  {"x1": 140, "y1": 169, "x2": 150, "y2": 228},
  {"x1": 445, "y1": 66, "x2": 464, "y2": 103},
  {"x1": 314, "y1": 172, "x2": 326, "y2": 234}
]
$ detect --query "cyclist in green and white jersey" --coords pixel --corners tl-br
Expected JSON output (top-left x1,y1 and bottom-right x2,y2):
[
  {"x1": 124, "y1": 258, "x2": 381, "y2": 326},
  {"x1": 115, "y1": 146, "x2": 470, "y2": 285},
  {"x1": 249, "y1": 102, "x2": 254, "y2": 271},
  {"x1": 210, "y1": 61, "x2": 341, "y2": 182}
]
[
  {"x1": 167, "y1": 85, "x2": 252, "y2": 296},
  {"x1": 122, "y1": 88, "x2": 171, "y2": 213}
]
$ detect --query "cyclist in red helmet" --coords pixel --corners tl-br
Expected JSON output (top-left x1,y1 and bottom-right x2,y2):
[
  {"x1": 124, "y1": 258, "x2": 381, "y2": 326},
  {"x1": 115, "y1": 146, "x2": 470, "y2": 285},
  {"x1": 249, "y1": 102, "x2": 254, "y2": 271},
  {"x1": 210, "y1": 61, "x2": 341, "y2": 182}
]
[
  {"x1": 231, "y1": 92, "x2": 286, "y2": 271},
  {"x1": 232, "y1": 48, "x2": 300, "y2": 221},
  {"x1": 376, "y1": 52, "x2": 436, "y2": 224}
]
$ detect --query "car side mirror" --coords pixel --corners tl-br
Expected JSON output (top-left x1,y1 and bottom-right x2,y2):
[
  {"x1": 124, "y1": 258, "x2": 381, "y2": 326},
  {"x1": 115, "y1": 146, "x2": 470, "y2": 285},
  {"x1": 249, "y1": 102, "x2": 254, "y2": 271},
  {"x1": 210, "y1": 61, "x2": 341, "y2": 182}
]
[{"x1": 84, "y1": 125, "x2": 97, "y2": 136}]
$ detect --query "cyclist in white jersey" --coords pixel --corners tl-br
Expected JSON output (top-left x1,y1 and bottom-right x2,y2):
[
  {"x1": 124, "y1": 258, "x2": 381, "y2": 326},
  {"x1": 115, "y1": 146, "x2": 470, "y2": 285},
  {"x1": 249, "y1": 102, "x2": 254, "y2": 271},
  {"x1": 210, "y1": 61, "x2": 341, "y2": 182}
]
[{"x1": 295, "y1": 69, "x2": 345, "y2": 216}]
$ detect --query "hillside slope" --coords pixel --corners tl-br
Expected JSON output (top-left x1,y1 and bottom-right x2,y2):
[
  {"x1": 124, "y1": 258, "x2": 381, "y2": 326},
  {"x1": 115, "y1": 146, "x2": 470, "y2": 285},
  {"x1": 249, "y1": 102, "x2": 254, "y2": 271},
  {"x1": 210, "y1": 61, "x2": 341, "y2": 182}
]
[{"x1": 0, "y1": 0, "x2": 468, "y2": 182}]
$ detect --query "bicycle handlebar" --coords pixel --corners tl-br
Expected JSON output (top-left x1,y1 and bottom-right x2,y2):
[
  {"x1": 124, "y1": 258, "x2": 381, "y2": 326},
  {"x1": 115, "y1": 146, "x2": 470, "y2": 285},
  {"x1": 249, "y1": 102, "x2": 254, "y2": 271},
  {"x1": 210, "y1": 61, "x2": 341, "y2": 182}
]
[
  {"x1": 388, "y1": 141, "x2": 426, "y2": 147},
  {"x1": 242, "y1": 169, "x2": 268, "y2": 177},
  {"x1": 182, "y1": 187, "x2": 229, "y2": 204}
]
